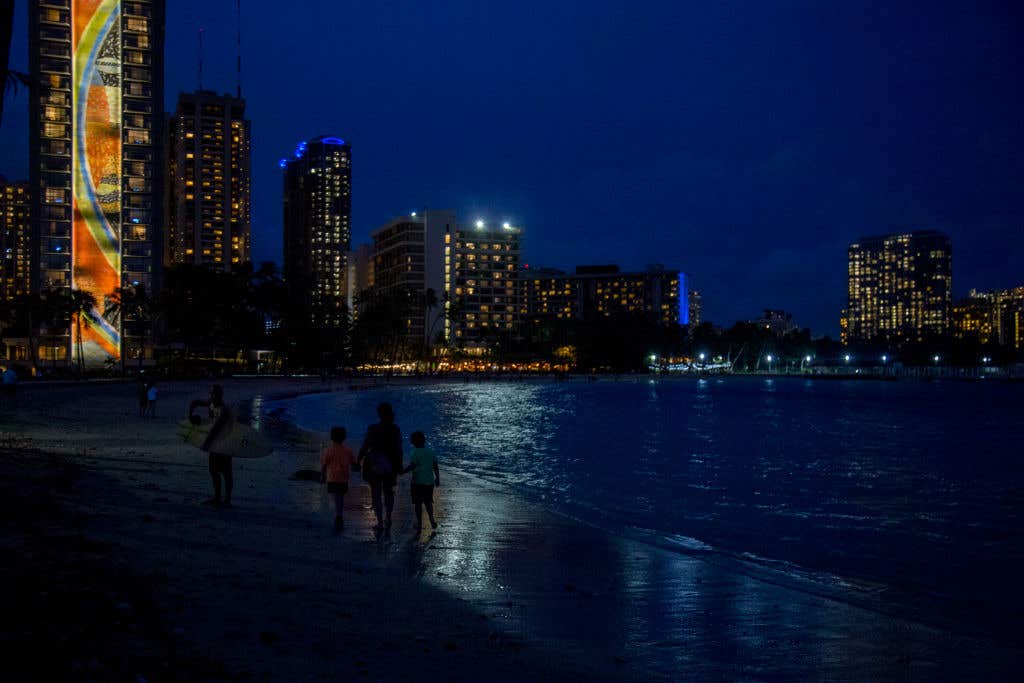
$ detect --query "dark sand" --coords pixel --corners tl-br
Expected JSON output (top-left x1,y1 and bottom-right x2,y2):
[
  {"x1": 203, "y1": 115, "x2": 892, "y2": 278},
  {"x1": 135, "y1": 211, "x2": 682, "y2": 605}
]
[{"x1": 1, "y1": 378, "x2": 1019, "y2": 680}]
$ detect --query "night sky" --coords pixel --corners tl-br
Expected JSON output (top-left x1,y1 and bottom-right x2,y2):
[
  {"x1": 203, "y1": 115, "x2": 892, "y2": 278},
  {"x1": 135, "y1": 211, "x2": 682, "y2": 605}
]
[{"x1": 2, "y1": 0, "x2": 1021, "y2": 336}]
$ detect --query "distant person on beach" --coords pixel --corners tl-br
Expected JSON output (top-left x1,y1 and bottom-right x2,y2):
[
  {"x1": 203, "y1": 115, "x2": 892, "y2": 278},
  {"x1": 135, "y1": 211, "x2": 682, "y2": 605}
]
[
  {"x1": 145, "y1": 381, "x2": 158, "y2": 418},
  {"x1": 357, "y1": 402, "x2": 403, "y2": 530},
  {"x1": 321, "y1": 427, "x2": 357, "y2": 531},
  {"x1": 137, "y1": 376, "x2": 148, "y2": 417},
  {"x1": 189, "y1": 384, "x2": 234, "y2": 507},
  {"x1": 2, "y1": 366, "x2": 17, "y2": 406},
  {"x1": 401, "y1": 431, "x2": 440, "y2": 531}
]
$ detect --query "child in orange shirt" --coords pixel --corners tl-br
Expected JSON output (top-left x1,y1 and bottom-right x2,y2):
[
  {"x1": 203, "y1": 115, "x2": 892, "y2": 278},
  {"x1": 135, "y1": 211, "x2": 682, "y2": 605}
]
[{"x1": 321, "y1": 427, "x2": 357, "y2": 531}]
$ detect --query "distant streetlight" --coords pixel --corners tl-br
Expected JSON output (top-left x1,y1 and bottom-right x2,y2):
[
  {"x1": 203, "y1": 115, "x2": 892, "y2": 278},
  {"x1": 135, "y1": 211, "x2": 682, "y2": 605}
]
[
  {"x1": 881, "y1": 354, "x2": 887, "y2": 363},
  {"x1": 698, "y1": 352, "x2": 706, "y2": 362},
  {"x1": 503, "y1": 222, "x2": 511, "y2": 229},
  {"x1": 411, "y1": 211, "x2": 417, "y2": 217},
  {"x1": 982, "y1": 356, "x2": 991, "y2": 364},
  {"x1": 844, "y1": 354, "x2": 851, "y2": 363},
  {"x1": 933, "y1": 354, "x2": 941, "y2": 364},
  {"x1": 475, "y1": 219, "x2": 485, "y2": 229}
]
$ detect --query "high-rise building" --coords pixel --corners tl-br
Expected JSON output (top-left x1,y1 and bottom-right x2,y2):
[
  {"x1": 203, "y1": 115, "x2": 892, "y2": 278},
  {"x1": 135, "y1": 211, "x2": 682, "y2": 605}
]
[
  {"x1": 688, "y1": 289, "x2": 702, "y2": 327},
  {"x1": 30, "y1": 0, "x2": 165, "y2": 365},
  {"x1": 0, "y1": 178, "x2": 31, "y2": 302},
  {"x1": 953, "y1": 287, "x2": 1024, "y2": 349},
  {"x1": 523, "y1": 264, "x2": 686, "y2": 326},
  {"x1": 345, "y1": 242, "x2": 374, "y2": 317},
  {"x1": 166, "y1": 90, "x2": 251, "y2": 269},
  {"x1": 281, "y1": 136, "x2": 351, "y2": 329},
  {"x1": 844, "y1": 231, "x2": 952, "y2": 346},
  {"x1": 444, "y1": 220, "x2": 523, "y2": 351},
  {"x1": 370, "y1": 210, "x2": 454, "y2": 348}
]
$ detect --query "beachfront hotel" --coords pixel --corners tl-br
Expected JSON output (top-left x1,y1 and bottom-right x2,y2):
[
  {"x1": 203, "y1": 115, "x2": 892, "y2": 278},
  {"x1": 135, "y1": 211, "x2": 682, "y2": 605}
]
[
  {"x1": 444, "y1": 220, "x2": 523, "y2": 351},
  {"x1": 281, "y1": 135, "x2": 351, "y2": 329},
  {"x1": 165, "y1": 90, "x2": 251, "y2": 269},
  {"x1": 29, "y1": 0, "x2": 165, "y2": 366},
  {"x1": 523, "y1": 264, "x2": 687, "y2": 326},
  {"x1": 843, "y1": 231, "x2": 952, "y2": 346},
  {"x1": 370, "y1": 210, "x2": 455, "y2": 349},
  {"x1": 953, "y1": 287, "x2": 1024, "y2": 349},
  {"x1": 0, "y1": 177, "x2": 31, "y2": 302}
]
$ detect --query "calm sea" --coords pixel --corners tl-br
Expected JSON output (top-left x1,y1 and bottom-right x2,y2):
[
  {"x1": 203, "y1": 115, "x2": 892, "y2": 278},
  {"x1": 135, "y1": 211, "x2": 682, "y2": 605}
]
[{"x1": 269, "y1": 377, "x2": 1024, "y2": 643}]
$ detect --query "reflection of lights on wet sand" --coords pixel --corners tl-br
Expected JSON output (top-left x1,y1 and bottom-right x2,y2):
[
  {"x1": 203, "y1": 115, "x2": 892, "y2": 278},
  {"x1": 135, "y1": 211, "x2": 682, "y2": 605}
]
[
  {"x1": 250, "y1": 396, "x2": 263, "y2": 430},
  {"x1": 431, "y1": 492, "x2": 511, "y2": 595}
]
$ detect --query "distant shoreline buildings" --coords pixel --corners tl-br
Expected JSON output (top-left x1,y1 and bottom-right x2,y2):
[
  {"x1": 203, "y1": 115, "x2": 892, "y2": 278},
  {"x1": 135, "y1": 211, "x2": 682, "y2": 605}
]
[
  {"x1": 2, "y1": 4, "x2": 1023, "y2": 370},
  {"x1": 842, "y1": 231, "x2": 953, "y2": 347}
]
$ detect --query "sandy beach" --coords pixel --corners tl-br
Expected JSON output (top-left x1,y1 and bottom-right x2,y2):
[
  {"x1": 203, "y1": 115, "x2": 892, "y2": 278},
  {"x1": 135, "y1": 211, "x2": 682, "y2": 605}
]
[{"x1": 1, "y1": 378, "x2": 1020, "y2": 681}]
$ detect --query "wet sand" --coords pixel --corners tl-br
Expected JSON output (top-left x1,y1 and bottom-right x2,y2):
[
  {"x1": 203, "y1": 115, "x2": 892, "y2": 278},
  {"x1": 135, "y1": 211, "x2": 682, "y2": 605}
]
[{"x1": 1, "y1": 378, "x2": 1019, "y2": 680}]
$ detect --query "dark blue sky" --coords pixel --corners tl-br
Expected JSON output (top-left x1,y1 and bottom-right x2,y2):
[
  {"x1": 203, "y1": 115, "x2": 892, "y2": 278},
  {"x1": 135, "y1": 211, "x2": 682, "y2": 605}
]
[{"x1": 2, "y1": 0, "x2": 1021, "y2": 335}]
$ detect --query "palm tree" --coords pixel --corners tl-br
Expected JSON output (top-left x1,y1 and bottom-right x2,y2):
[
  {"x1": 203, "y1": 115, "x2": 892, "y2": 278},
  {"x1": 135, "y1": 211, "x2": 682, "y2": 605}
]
[
  {"x1": 64, "y1": 290, "x2": 97, "y2": 377},
  {"x1": 108, "y1": 284, "x2": 158, "y2": 374}
]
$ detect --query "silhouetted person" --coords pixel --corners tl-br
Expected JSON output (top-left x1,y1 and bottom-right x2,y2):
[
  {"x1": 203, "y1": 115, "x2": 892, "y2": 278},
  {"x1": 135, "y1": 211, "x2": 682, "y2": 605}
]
[
  {"x1": 137, "y1": 375, "x2": 148, "y2": 417},
  {"x1": 358, "y1": 402, "x2": 403, "y2": 530},
  {"x1": 401, "y1": 431, "x2": 440, "y2": 531},
  {"x1": 145, "y1": 381, "x2": 158, "y2": 418},
  {"x1": 189, "y1": 384, "x2": 234, "y2": 507},
  {"x1": 321, "y1": 426, "x2": 357, "y2": 531}
]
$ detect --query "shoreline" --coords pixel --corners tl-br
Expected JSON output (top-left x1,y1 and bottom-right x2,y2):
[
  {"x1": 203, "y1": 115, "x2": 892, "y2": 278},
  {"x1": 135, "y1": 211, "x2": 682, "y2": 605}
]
[{"x1": 2, "y1": 378, "x2": 1020, "y2": 679}]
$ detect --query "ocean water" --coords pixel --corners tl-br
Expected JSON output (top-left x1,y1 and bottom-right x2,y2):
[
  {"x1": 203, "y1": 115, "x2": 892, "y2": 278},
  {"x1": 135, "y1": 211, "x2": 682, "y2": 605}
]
[{"x1": 269, "y1": 377, "x2": 1024, "y2": 642}]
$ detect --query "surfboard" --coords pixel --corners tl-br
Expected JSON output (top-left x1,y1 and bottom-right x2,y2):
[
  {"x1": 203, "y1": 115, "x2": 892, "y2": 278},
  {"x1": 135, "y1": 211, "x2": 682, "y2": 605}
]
[{"x1": 176, "y1": 417, "x2": 273, "y2": 458}]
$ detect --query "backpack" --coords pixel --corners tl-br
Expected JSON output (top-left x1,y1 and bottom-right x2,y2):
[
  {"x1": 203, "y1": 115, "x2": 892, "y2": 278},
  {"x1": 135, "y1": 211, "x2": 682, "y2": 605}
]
[{"x1": 368, "y1": 450, "x2": 393, "y2": 477}]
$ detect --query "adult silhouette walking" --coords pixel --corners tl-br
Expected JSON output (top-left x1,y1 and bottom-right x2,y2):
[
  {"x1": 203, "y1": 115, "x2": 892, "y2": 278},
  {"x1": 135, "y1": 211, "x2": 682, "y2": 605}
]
[{"x1": 358, "y1": 402, "x2": 403, "y2": 530}]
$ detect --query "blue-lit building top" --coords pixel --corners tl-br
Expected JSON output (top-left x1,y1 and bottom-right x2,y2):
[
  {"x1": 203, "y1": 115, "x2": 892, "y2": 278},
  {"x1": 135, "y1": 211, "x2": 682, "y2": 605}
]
[{"x1": 281, "y1": 135, "x2": 352, "y2": 329}]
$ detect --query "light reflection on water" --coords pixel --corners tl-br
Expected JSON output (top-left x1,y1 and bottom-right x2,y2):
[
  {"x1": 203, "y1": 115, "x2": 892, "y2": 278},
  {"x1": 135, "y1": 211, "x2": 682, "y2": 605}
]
[{"x1": 273, "y1": 377, "x2": 1024, "y2": 639}]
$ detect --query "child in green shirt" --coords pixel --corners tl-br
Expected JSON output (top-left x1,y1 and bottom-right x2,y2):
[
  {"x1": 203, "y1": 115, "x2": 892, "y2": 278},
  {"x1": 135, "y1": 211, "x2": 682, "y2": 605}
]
[{"x1": 401, "y1": 431, "x2": 440, "y2": 531}]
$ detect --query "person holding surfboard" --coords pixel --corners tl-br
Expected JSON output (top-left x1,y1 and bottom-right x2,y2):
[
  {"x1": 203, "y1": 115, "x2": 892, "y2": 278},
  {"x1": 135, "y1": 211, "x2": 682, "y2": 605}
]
[
  {"x1": 189, "y1": 385, "x2": 235, "y2": 507},
  {"x1": 357, "y1": 402, "x2": 404, "y2": 531}
]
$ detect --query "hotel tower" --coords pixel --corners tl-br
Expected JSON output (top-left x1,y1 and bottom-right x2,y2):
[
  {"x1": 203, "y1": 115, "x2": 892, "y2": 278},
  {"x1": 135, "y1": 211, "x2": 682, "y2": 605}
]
[
  {"x1": 29, "y1": 0, "x2": 165, "y2": 365},
  {"x1": 844, "y1": 230, "x2": 952, "y2": 346},
  {"x1": 281, "y1": 136, "x2": 351, "y2": 329},
  {"x1": 166, "y1": 90, "x2": 251, "y2": 269}
]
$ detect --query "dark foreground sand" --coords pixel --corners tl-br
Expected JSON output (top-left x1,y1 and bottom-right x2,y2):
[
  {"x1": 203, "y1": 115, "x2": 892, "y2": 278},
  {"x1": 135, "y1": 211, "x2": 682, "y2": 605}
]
[{"x1": 1, "y1": 378, "x2": 1020, "y2": 681}]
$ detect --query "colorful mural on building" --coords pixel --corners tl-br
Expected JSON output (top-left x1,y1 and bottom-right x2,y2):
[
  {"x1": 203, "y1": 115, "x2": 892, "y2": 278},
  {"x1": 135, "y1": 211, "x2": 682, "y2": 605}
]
[{"x1": 72, "y1": 0, "x2": 122, "y2": 362}]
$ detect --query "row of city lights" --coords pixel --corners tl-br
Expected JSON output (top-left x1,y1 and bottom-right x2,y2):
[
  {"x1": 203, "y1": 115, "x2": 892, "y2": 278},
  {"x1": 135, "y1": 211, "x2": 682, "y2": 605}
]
[
  {"x1": 651, "y1": 353, "x2": 997, "y2": 365},
  {"x1": 409, "y1": 212, "x2": 513, "y2": 230}
]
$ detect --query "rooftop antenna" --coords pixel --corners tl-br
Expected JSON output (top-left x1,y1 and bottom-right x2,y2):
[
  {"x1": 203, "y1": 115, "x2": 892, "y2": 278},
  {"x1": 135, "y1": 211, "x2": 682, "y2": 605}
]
[
  {"x1": 197, "y1": 27, "x2": 205, "y2": 91},
  {"x1": 236, "y1": 0, "x2": 242, "y2": 98}
]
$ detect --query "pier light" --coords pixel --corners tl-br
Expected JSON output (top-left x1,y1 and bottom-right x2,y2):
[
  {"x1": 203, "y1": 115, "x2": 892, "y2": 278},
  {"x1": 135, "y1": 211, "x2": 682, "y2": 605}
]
[
  {"x1": 766, "y1": 355, "x2": 773, "y2": 363},
  {"x1": 649, "y1": 354, "x2": 657, "y2": 363},
  {"x1": 844, "y1": 354, "x2": 851, "y2": 363},
  {"x1": 933, "y1": 354, "x2": 940, "y2": 363},
  {"x1": 475, "y1": 219, "x2": 485, "y2": 229},
  {"x1": 698, "y1": 352, "x2": 705, "y2": 361},
  {"x1": 804, "y1": 355, "x2": 811, "y2": 363},
  {"x1": 411, "y1": 211, "x2": 417, "y2": 217},
  {"x1": 881, "y1": 354, "x2": 887, "y2": 363},
  {"x1": 982, "y1": 356, "x2": 991, "y2": 364},
  {"x1": 503, "y1": 222, "x2": 511, "y2": 229}
]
